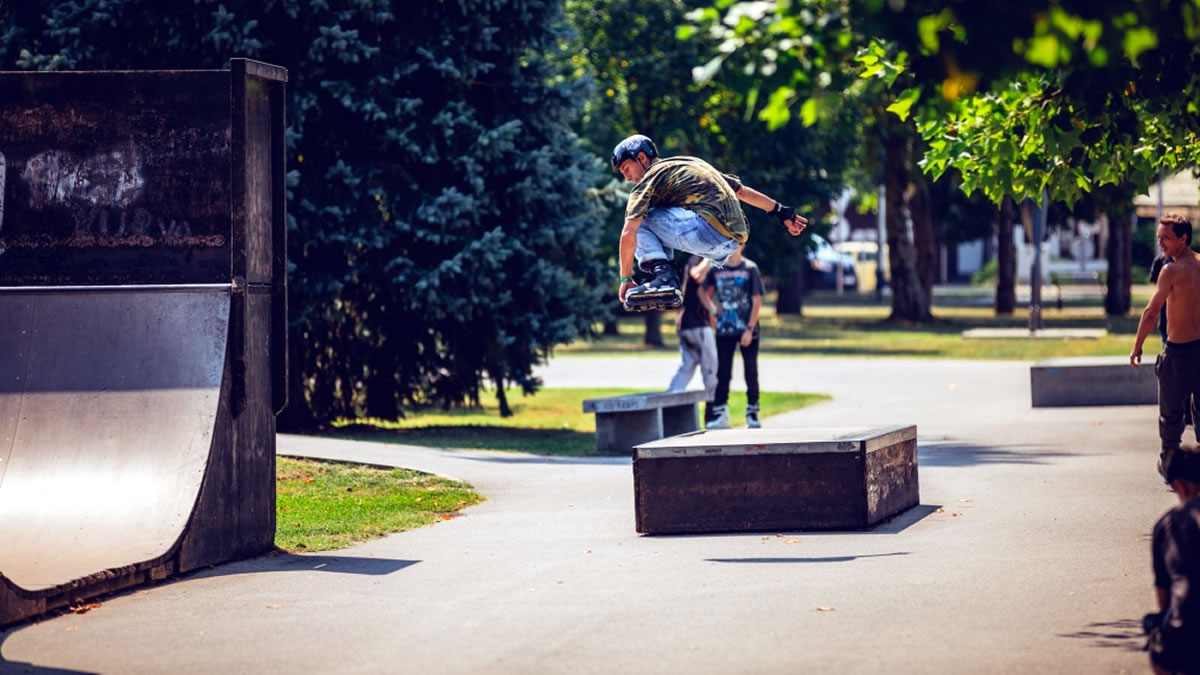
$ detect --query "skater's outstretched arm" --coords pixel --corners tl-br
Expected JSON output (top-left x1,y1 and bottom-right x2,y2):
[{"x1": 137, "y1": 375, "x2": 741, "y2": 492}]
[
  {"x1": 617, "y1": 216, "x2": 643, "y2": 302},
  {"x1": 734, "y1": 185, "x2": 808, "y2": 236}
]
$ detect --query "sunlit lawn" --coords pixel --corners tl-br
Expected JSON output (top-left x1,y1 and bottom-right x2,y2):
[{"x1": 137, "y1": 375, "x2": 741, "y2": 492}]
[
  {"x1": 275, "y1": 456, "x2": 484, "y2": 551},
  {"x1": 333, "y1": 387, "x2": 829, "y2": 456},
  {"x1": 558, "y1": 286, "x2": 1159, "y2": 360}
]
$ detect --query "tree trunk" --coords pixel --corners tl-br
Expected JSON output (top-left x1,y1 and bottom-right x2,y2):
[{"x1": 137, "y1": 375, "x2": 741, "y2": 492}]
[
  {"x1": 1105, "y1": 212, "x2": 1133, "y2": 315},
  {"x1": 603, "y1": 318, "x2": 619, "y2": 336},
  {"x1": 775, "y1": 259, "x2": 806, "y2": 315},
  {"x1": 995, "y1": 196, "x2": 1016, "y2": 315},
  {"x1": 278, "y1": 348, "x2": 318, "y2": 432},
  {"x1": 881, "y1": 119, "x2": 930, "y2": 322},
  {"x1": 909, "y1": 176, "x2": 936, "y2": 307},
  {"x1": 643, "y1": 311, "x2": 664, "y2": 347},
  {"x1": 494, "y1": 382, "x2": 512, "y2": 417}
]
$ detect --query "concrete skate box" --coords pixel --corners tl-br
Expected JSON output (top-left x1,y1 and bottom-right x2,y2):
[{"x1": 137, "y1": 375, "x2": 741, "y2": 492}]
[
  {"x1": 1030, "y1": 356, "x2": 1156, "y2": 407},
  {"x1": 633, "y1": 425, "x2": 918, "y2": 534},
  {"x1": 582, "y1": 390, "x2": 706, "y2": 455}
]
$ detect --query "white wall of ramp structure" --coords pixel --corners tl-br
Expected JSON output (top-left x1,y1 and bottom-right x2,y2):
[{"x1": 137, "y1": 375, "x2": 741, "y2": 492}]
[{"x1": 0, "y1": 290, "x2": 229, "y2": 592}]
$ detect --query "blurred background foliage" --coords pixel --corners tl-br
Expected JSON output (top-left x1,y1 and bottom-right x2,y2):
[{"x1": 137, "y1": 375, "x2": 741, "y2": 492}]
[{"x1": 2, "y1": 0, "x2": 1195, "y2": 424}]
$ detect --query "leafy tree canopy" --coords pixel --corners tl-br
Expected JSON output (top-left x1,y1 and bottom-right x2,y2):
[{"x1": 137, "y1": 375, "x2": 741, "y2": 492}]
[
  {"x1": 856, "y1": 0, "x2": 1200, "y2": 205},
  {"x1": 2, "y1": 0, "x2": 608, "y2": 423}
]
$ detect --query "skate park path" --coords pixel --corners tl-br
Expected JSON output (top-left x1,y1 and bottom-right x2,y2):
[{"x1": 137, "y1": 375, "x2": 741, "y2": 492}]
[{"x1": 0, "y1": 356, "x2": 1174, "y2": 674}]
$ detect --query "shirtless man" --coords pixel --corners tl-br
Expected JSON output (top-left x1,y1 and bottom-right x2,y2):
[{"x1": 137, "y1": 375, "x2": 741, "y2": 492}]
[{"x1": 1131, "y1": 214, "x2": 1200, "y2": 480}]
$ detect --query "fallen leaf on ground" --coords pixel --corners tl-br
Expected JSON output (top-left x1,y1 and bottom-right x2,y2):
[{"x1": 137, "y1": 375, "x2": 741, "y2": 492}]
[
  {"x1": 958, "y1": 498, "x2": 972, "y2": 503},
  {"x1": 68, "y1": 602, "x2": 101, "y2": 614},
  {"x1": 783, "y1": 539, "x2": 802, "y2": 544},
  {"x1": 936, "y1": 507, "x2": 945, "y2": 513},
  {"x1": 815, "y1": 606, "x2": 836, "y2": 612},
  {"x1": 265, "y1": 604, "x2": 281, "y2": 609}
]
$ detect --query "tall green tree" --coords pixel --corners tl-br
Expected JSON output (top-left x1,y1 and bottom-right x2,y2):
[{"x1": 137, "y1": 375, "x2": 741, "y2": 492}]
[
  {"x1": 568, "y1": 0, "x2": 713, "y2": 343},
  {"x1": 2, "y1": 0, "x2": 608, "y2": 424},
  {"x1": 568, "y1": 0, "x2": 854, "y2": 319},
  {"x1": 855, "y1": 0, "x2": 1200, "y2": 315},
  {"x1": 691, "y1": 1, "x2": 935, "y2": 320}
]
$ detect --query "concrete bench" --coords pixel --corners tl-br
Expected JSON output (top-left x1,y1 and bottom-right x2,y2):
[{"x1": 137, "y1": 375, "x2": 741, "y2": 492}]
[
  {"x1": 1030, "y1": 356, "x2": 1156, "y2": 407},
  {"x1": 582, "y1": 390, "x2": 707, "y2": 455},
  {"x1": 633, "y1": 425, "x2": 919, "y2": 534}
]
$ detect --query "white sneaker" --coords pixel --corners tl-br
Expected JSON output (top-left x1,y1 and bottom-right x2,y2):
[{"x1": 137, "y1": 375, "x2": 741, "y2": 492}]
[
  {"x1": 706, "y1": 405, "x2": 732, "y2": 430},
  {"x1": 746, "y1": 404, "x2": 761, "y2": 429}
]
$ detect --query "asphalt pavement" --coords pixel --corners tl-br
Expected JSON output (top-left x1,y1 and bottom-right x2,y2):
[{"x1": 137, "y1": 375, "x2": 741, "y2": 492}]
[{"x1": 0, "y1": 356, "x2": 1175, "y2": 674}]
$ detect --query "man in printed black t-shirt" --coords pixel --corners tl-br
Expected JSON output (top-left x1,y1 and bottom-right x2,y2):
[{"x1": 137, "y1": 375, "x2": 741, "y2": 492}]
[
  {"x1": 702, "y1": 243, "x2": 763, "y2": 430},
  {"x1": 1146, "y1": 447, "x2": 1200, "y2": 674}
]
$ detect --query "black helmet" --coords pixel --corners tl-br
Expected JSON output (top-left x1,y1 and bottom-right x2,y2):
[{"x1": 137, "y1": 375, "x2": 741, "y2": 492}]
[{"x1": 611, "y1": 134, "x2": 658, "y2": 172}]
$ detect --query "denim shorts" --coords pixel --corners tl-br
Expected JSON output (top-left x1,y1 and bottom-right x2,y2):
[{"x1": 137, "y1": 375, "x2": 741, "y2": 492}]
[{"x1": 635, "y1": 207, "x2": 740, "y2": 271}]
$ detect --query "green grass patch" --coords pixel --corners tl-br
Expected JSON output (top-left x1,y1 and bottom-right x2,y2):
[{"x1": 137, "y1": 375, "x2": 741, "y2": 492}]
[
  {"x1": 333, "y1": 387, "x2": 829, "y2": 456},
  {"x1": 275, "y1": 456, "x2": 484, "y2": 552},
  {"x1": 559, "y1": 288, "x2": 1158, "y2": 360}
]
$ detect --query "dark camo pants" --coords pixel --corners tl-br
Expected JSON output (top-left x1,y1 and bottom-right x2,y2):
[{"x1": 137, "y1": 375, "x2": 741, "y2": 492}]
[{"x1": 1156, "y1": 339, "x2": 1200, "y2": 452}]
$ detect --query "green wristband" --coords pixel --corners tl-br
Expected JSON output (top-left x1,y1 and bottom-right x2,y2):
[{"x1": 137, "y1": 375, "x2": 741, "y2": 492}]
[{"x1": 619, "y1": 275, "x2": 634, "y2": 282}]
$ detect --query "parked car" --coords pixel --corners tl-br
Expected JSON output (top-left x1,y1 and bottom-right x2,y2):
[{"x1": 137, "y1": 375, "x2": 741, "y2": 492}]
[
  {"x1": 808, "y1": 234, "x2": 858, "y2": 291},
  {"x1": 833, "y1": 240, "x2": 889, "y2": 293}
]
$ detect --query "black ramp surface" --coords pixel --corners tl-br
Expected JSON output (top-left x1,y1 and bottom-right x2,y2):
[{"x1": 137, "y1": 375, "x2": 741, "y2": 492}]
[{"x1": 0, "y1": 290, "x2": 228, "y2": 592}]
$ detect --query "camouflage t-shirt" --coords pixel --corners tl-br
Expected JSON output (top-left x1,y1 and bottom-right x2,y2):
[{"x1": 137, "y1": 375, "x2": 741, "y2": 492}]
[{"x1": 624, "y1": 156, "x2": 749, "y2": 243}]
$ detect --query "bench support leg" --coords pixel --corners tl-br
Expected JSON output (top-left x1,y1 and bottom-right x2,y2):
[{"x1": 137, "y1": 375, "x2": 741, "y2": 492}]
[
  {"x1": 660, "y1": 403, "x2": 699, "y2": 438},
  {"x1": 594, "y1": 410, "x2": 663, "y2": 455}
]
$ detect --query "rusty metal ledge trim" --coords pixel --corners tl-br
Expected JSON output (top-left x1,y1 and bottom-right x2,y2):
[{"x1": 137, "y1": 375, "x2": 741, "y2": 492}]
[
  {"x1": 634, "y1": 425, "x2": 918, "y2": 460},
  {"x1": 0, "y1": 284, "x2": 232, "y2": 294},
  {"x1": 860, "y1": 425, "x2": 919, "y2": 454},
  {"x1": 637, "y1": 440, "x2": 862, "y2": 459}
]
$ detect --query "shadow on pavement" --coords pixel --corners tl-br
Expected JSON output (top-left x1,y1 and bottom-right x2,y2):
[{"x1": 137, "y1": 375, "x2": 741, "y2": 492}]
[
  {"x1": 331, "y1": 426, "x2": 604, "y2": 459},
  {"x1": 870, "y1": 504, "x2": 943, "y2": 533},
  {"x1": 650, "y1": 505, "x2": 943, "y2": 541},
  {"x1": 1057, "y1": 618, "x2": 1146, "y2": 652},
  {"x1": 0, "y1": 631, "x2": 97, "y2": 675},
  {"x1": 919, "y1": 442, "x2": 1076, "y2": 467},
  {"x1": 0, "y1": 554, "x2": 419, "y2": 642},
  {"x1": 706, "y1": 552, "x2": 910, "y2": 564},
  {"x1": 192, "y1": 552, "x2": 421, "y2": 580},
  {"x1": 453, "y1": 453, "x2": 629, "y2": 466}
]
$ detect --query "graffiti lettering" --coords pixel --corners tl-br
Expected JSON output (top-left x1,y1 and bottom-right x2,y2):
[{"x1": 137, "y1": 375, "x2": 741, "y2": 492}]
[
  {"x1": 5, "y1": 147, "x2": 210, "y2": 246},
  {"x1": 22, "y1": 148, "x2": 145, "y2": 212}
]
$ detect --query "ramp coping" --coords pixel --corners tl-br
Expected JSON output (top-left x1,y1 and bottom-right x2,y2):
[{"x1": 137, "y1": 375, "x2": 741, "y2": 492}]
[
  {"x1": 0, "y1": 283, "x2": 232, "y2": 294},
  {"x1": 635, "y1": 424, "x2": 917, "y2": 459}
]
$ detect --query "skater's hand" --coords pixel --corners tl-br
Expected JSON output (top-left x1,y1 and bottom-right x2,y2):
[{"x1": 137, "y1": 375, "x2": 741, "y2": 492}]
[
  {"x1": 784, "y1": 215, "x2": 807, "y2": 236},
  {"x1": 619, "y1": 280, "x2": 635, "y2": 304},
  {"x1": 1130, "y1": 345, "x2": 1142, "y2": 367},
  {"x1": 772, "y1": 202, "x2": 806, "y2": 236},
  {"x1": 741, "y1": 327, "x2": 754, "y2": 347}
]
